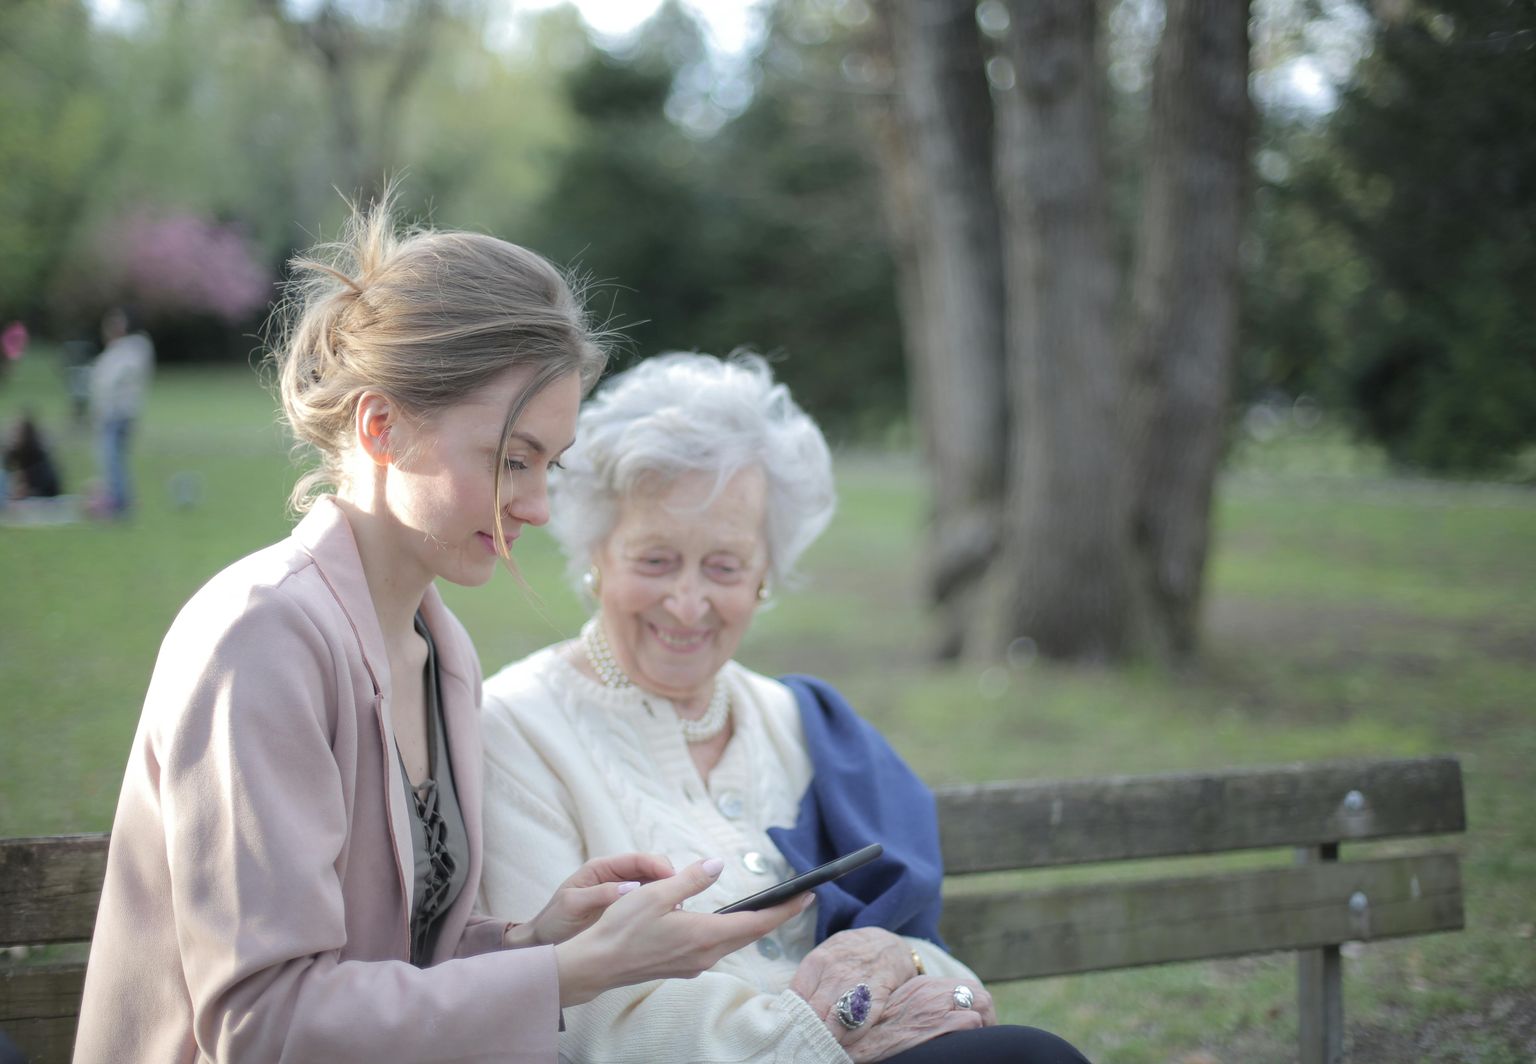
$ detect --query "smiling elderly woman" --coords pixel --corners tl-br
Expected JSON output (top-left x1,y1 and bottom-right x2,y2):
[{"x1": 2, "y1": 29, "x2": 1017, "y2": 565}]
[{"x1": 479, "y1": 354, "x2": 1089, "y2": 1064}]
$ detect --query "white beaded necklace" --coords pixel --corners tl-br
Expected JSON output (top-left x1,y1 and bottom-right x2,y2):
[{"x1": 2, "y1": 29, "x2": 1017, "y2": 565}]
[{"x1": 582, "y1": 619, "x2": 731, "y2": 744}]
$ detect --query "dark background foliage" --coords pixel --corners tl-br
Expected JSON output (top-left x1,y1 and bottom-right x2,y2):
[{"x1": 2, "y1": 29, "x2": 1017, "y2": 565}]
[{"x1": 2, "y1": 0, "x2": 1533, "y2": 467}]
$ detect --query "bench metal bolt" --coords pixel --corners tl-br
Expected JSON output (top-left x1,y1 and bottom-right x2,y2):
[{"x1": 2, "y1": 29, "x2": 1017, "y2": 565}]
[
  {"x1": 1343, "y1": 789, "x2": 1365, "y2": 812},
  {"x1": 1348, "y1": 890, "x2": 1371, "y2": 939}
]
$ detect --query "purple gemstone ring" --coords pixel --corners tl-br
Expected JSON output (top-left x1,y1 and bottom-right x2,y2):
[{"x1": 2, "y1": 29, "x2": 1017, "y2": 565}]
[{"x1": 833, "y1": 982, "x2": 872, "y2": 1030}]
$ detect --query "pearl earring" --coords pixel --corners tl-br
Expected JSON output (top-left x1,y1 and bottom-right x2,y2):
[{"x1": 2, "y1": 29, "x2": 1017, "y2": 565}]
[
  {"x1": 582, "y1": 566, "x2": 601, "y2": 597},
  {"x1": 757, "y1": 580, "x2": 772, "y2": 602}
]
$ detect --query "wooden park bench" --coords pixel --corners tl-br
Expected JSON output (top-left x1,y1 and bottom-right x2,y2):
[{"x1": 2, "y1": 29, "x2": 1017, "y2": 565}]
[{"x1": 1, "y1": 754, "x2": 1465, "y2": 1062}]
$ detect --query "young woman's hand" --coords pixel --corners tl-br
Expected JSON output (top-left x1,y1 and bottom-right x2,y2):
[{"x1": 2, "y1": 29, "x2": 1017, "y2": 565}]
[
  {"x1": 788, "y1": 928, "x2": 923, "y2": 1046},
  {"x1": 844, "y1": 977, "x2": 993, "y2": 1063},
  {"x1": 552, "y1": 857, "x2": 810, "y2": 1007},
  {"x1": 503, "y1": 852, "x2": 677, "y2": 949}
]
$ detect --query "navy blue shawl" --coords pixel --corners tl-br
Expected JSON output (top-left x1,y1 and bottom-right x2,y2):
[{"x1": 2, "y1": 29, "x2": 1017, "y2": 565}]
[{"x1": 766, "y1": 675, "x2": 946, "y2": 947}]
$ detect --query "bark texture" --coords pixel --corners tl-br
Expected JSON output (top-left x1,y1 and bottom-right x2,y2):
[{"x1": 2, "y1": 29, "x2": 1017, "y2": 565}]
[
  {"x1": 992, "y1": 0, "x2": 1136, "y2": 659},
  {"x1": 1126, "y1": 0, "x2": 1252, "y2": 659},
  {"x1": 870, "y1": 0, "x2": 1253, "y2": 664},
  {"x1": 871, "y1": 0, "x2": 1009, "y2": 659}
]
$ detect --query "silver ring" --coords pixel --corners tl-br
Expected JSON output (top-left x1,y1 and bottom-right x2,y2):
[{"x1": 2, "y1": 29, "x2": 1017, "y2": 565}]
[
  {"x1": 952, "y1": 984, "x2": 974, "y2": 1010},
  {"x1": 833, "y1": 983, "x2": 872, "y2": 1029}
]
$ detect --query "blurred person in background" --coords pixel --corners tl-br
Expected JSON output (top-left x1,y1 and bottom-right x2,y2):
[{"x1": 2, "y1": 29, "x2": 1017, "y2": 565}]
[
  {"x1": 74, "y1": 202, "x2": 806, "y2": 1063},
  {"x1": 89, "y1": 305, "x2": 154, "y2": 517},
  {"x1": 2, "y1": 411, "x2": 63, "y2": 500},
  {"x1": 480, "y1": 353, "x2": 1089, "y2": 1063},
  {"x1": 1, "y1": 319, "x2": 27, "y2": 365}
]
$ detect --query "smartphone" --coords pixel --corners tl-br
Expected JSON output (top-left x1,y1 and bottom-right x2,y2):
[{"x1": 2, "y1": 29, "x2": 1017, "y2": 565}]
[{"x1": 713, "y1": 843, "x2": 884, "y2": 914}]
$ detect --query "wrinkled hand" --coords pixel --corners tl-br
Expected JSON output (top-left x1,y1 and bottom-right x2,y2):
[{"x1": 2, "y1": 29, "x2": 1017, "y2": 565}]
[
  {"x1": 504, "y1": 853, "x2": 676, "y2": 949},
  {"x1": 788, "y1": 928, "x2": 922, "y2": 1047},
  {"x1": 844, "y1": 977, "x2": 994, "y2": 1063},
  {"x1": 554, "y1": 857, "x2": 811, "y2": 1008}
]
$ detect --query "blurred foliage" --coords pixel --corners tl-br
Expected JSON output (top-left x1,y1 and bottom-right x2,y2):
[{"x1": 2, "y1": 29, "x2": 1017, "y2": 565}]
[
  {"x1": 1245, "y1": 0, "x2": 1536, "y2": 473},
  {"x1": 0, "y1": 0, "x2": 112, "y2": 329},
  {"x1": 522, "y1": 0, "x2": 905, "y2": 438},
  {"x1": 0, "y1": 0, "x2": 577, "y2": 358},
  {"x1": 3, "y1": 0, "x2": 1532, "y2": 461}
]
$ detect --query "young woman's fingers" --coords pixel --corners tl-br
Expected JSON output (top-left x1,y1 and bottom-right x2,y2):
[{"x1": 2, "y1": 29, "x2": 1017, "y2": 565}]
[
  {"x1": 623, "y1": 857, "x2": 726, "y2": 911},
  {"x1": 570, "y1": 852, "x2": 674, "y2": 889}
]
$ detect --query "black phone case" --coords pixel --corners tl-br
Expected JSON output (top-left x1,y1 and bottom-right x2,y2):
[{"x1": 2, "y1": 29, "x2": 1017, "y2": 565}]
[{"x1": 713, "y1": 843, "x2": 884, "y2": 913}]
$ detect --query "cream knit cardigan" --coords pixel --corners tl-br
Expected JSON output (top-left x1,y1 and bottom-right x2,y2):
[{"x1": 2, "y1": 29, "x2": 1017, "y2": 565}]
[{"x1": 480, "y1": 643, "x2": 977, "y2": 1063}]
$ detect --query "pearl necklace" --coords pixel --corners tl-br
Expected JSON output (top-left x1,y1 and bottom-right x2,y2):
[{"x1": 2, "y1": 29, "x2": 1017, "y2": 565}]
[{"x1": 582, "y1": 619, "x2": 731, "y2": 744}]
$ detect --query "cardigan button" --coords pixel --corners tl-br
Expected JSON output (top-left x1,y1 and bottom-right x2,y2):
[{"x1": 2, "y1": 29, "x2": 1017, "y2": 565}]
[
  {"x1": 716, "y1": 791, "x2": 745, "y2": 819},
  {"x1": 756, "y1": 936, "x2": 782, "y2": 960},
  {"x1": 742, "y1": 851, "x2": 770, "y2": 875}
]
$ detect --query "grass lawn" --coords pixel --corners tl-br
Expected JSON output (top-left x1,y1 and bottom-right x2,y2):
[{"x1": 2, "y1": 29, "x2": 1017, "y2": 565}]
[{"x1": 2, "y1": 352, "x2": 1532, "y2": 1061}]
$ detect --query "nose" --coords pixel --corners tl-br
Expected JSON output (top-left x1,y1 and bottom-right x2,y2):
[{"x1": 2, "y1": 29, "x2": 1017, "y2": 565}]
[
  {"x1": 663, "y1": 570, "x2": 709, "y2": 627},
  {"x1": 504, "y1": 476, "x2": 550, "y2": 528}
]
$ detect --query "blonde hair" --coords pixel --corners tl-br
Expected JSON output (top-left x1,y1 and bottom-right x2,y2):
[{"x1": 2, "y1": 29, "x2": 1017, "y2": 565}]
[{"x1": 267, "y1": 196, "x2": 609, "y2": 557}]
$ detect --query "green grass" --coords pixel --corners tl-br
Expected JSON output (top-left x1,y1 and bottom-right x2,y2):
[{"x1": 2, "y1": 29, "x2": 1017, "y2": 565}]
[{"x1": 3, "y1": 351, "x2": 1533, "y2": 1061}]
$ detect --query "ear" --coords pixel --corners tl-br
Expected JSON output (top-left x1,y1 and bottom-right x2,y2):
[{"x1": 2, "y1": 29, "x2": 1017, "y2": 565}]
[{"x1": 355, "y1": 391, "x2": 397, "y2": 467}]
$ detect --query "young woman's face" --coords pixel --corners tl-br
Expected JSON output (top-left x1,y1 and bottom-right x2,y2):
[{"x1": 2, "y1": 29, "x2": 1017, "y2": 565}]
[
  {"x1": 384, "y1": 367, "x2": 582, "y2": 589},
  {"x1": 594, "y1": 466, "x2": 770, "y2": 711}
]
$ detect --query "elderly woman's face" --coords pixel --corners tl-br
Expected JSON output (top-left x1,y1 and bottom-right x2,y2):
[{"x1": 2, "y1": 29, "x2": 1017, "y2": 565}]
[{"x1": 594, "y1": 466, "x2": 769, "y2": 711}]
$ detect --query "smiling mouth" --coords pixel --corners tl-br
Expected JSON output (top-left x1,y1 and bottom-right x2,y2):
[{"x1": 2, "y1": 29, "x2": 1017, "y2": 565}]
[{"x1": 650, "y1": 624, "x2": 711, "y2": 651}]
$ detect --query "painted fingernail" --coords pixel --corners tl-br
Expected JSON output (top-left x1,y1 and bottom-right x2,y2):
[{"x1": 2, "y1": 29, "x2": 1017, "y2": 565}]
[
  {"x1": 617, "y1": 881, "x2": 640, "y2": 895},
  {"x1": 801, "y1": 893, "x2": 815, "y2": 910},
  {"x1": 702, "y1": 857, "x2": 725, "y2": 877}
]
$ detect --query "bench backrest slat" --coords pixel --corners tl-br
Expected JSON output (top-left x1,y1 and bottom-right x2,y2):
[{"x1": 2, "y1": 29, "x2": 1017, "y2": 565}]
[
  {"x1": 0, "y1": 964, "x2": 85, "y2": 1064},
  {"x1": 0, "y1": 756, "x2": 1468, "y2": 1064},
  {"x1": 934, "y1": 755, "x2": 1464, "y2": 874},
  {"x1": 941, "y1": 850, "x2": 1464, "y2": 982},
  {"x1": 0, "y1": 835, "x2": 110, "y2": 948}
]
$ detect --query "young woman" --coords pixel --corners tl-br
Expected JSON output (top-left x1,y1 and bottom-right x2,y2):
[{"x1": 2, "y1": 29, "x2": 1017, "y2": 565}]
[{"x1": 74, "y1": 205, "x2": 806, "y2": 1063}]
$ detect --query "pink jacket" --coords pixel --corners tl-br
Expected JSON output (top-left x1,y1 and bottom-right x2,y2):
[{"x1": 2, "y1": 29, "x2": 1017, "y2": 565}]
[{"x1": 75, "y1": 498, "x2": 559, "y2": 1063}]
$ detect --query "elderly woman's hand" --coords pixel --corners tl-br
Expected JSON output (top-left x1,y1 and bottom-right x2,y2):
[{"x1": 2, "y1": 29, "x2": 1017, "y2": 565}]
[
  {"x1": 841, "y1": 976, "x2": 994, "y2": 1062},
  {"x1": 503, "y1": 852, "x2": 677, "y2": 949},
  {"x1": 788, "y1": 928, "x2": 925, "y2": 1046}
]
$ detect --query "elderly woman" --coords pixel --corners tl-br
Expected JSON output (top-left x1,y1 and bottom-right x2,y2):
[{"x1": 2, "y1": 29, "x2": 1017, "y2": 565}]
[{"x1": 480, "y1": 354, "x2": 1088, "y2": 1063}]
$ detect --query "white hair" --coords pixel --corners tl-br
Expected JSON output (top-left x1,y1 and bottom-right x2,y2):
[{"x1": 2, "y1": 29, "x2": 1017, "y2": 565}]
[{"x1": 549, "y1": 351, "x2": 836, "y2": 591}]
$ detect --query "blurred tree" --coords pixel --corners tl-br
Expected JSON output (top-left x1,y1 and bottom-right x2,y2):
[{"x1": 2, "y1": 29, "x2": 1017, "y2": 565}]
[
  {"x1": 521, "y1": 4, "x2": 717, "y2": 358},
  {"x1": 0, "y1": 0, "x2": 114, "y2": 324},
  {"x1": 695, "y1": 1, "x2": 906, "y2": 431},
  {"x1": 523, "y1": 0, "x2": 905, "y2": 434},
  {"x1": 872, "y1": 0, "x2": 1252, "y2": 663},
  {"x1": 1249, "y1": 0, "x2": 1536, "y2": 472},
  {"x1": 869, "y1": 0, "x2": 1006, "y2": 660},
  {"x1": 5, "y1": 0, "x2": 575, "y2": 352},
  {"x1": 251, "y1": 0, "x2": 445, "y2": 204}
]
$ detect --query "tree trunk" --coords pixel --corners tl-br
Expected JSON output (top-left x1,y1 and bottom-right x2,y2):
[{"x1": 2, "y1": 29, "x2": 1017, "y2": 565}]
[
  {"x1": 1126, "y1": 0, "x2": 1252, "y2": 661},
  {"x1": 991, "y1": 0, "x2": 1138, "y2": 660},
  {"x1": 868, "y1": 0, "x2": 1253, "y2": 664},
  {"x1": 870, "y1": 0, "x2": 1010, "y2": 660},
  {"x1": 256, "y1": 0, "x2": 442, "y2": 201}
]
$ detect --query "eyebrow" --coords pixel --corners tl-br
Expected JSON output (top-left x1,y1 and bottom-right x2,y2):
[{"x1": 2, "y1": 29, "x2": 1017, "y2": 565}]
[
  {"x1": 505, "y1": 430, "x2": 575, "y2": 456},
  {"x1": 625, "y1": 532, "x2": 760, "y2": 555}
]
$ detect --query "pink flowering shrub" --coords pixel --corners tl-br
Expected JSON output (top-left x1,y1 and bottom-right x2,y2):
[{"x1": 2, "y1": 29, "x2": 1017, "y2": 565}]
[{"x1": 95, "y1": 211, "x2": 272, "y2": 324}]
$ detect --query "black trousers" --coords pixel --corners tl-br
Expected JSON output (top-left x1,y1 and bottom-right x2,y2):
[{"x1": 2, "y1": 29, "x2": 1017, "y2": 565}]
[{"x1": 881, "y1": 1024, "x2": 1091, "y2": 1063}]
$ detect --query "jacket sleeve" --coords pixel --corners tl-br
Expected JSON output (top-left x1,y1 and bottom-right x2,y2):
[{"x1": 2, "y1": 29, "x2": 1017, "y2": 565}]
[
  {"x1": 151, "y1": 586, "x2": 559, "y2": 1063},
  {"x1": 479, "y1": 699, "x2": 851, "y2": 1064}
]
